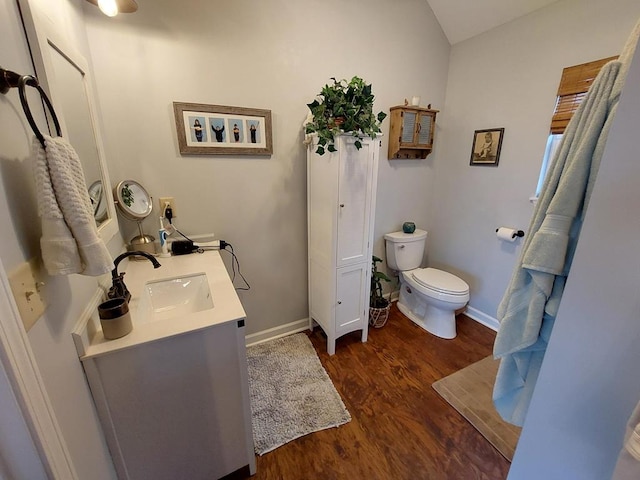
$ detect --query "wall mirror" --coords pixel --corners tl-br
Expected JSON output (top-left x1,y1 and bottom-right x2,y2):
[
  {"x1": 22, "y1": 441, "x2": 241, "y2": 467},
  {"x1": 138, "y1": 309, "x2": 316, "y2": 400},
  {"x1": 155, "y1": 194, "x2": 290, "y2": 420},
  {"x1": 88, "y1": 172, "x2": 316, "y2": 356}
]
[
  {"x1": 88, "y1": 180, "x2": 108, "y2": 223},
  {"x1": 18, "y1": 0, "x2": 119, "y2": 244}
]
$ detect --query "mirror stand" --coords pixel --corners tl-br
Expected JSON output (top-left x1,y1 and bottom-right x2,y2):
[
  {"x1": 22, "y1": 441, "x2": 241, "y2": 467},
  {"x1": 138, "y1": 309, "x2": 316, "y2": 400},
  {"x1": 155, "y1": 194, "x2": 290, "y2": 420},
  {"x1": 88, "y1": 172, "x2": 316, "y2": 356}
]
[{"x1": 131, "y1": 220, "x2": 155, "y2": 252}]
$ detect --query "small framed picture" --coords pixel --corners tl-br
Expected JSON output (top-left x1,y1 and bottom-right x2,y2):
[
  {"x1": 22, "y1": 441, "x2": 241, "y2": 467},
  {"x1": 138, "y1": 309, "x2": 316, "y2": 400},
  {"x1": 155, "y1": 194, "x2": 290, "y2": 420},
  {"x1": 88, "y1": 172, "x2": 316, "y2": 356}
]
[
  {"x1": 469, "y1": 128, "x2": 504, "y2": 166},
  {"x1": 173, "y1": 102, "x2": 273, "y2": 156}
]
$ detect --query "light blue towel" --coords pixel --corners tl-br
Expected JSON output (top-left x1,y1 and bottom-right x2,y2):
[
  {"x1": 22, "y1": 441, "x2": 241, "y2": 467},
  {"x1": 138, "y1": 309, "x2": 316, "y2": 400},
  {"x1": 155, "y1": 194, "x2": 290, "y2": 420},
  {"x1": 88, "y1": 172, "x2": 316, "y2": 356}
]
[
  {"x1": 612, "y1": 400, "x2": 640, "y2": 480},
  {"x1": 493, "y1": 58, "x2": 626, "y2": 426}
]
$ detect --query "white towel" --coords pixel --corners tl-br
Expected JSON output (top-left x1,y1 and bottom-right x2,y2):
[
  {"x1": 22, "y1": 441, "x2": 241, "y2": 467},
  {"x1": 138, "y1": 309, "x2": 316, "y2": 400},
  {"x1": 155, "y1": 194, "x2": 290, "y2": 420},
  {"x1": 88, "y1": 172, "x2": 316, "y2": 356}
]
[{"x1": 33, "y1": 135, "x2": 112, "y2": 276}]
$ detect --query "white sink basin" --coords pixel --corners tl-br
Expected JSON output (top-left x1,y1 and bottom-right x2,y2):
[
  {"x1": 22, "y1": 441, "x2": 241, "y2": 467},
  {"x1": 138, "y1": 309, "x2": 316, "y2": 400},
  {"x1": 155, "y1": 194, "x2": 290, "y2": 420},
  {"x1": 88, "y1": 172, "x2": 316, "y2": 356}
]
[{"x1": 136, "y1": 273, "x2": 214, "y2": 324}]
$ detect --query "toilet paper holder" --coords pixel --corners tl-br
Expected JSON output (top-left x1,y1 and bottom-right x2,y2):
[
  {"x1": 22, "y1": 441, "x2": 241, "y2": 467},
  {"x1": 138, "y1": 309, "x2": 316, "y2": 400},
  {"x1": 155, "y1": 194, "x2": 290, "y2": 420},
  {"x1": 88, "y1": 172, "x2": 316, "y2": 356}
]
[{"x1": 496, "y1": 228, "x2": 525, "y2": 239}]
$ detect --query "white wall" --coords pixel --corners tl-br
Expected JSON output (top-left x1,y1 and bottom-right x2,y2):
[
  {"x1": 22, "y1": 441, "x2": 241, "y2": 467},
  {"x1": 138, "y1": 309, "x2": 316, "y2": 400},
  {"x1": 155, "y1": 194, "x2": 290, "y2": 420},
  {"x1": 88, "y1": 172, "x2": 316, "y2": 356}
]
[
  {"x1": 431, "y1": 0, "x2": 640, "y2": 318},
  {"x1": 507, "y1": 38, "x2": 640, "y2": 480},
  {"x1": 1, "y1": 0, "x2": 119, "y2": 478},
  {"x1": 0, "y1": 360, "x2": 47, "y2": 480},
  {"x1": 83, "y1": 0, "x2": 451, "y2": 335}
]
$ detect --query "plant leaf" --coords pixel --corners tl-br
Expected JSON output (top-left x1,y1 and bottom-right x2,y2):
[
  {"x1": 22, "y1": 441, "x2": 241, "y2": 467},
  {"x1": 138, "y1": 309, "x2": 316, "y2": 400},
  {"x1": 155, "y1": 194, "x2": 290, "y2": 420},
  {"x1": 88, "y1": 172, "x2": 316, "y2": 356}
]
[
  {"x1": 316, "y1": 145, "x2": 325, "y2": 155},
  {"x1": 374, "y1": 271, "x2": 392, "y2": 282},
  {"x1": 306, "y1": 76, "x2": 382, "y2": 155}
]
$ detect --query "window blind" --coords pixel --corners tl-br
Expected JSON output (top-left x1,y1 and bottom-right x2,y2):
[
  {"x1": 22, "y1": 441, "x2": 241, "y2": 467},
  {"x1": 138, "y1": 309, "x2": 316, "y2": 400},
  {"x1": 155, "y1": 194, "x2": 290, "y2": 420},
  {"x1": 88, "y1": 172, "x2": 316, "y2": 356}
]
[{"x1": 550, "y1": 56, "x2": 618, "y2": 134}]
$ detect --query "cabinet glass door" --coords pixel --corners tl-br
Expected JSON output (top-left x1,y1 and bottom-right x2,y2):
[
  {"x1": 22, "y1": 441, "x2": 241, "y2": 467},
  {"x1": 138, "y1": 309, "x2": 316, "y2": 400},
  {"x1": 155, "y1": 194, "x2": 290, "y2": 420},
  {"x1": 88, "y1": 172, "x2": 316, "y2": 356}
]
[
  {"x1": 417, "y1": 113, "x2": 433, "y2": 146},
  {"x1": 401, "y1": 111, "x2": 417, "y2": 144}
]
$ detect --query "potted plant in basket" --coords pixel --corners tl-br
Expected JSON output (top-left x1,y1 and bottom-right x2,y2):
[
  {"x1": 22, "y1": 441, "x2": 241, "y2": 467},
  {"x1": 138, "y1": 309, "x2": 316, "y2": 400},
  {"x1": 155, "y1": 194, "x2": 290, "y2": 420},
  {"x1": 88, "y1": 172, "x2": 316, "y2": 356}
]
[
  {"x1": 370, "y1": 255, "x2": 392, "y2": 328},
  {"x1": 305, "y1": 76, "x2": 387, "y2": 155}
]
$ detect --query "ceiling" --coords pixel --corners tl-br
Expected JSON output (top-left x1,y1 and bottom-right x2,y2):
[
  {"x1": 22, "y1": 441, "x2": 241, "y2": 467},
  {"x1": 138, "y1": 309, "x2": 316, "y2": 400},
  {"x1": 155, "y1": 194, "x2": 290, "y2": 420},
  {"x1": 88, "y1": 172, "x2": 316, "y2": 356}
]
[{"x1": 427, "y1": 0, "x2": 561, "y2": 45}]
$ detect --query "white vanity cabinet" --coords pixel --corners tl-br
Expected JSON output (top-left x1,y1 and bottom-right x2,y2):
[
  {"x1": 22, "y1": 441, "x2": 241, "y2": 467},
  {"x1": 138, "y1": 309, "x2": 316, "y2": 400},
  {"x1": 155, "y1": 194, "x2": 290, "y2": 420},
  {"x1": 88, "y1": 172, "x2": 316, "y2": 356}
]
[
  {"x1": 81, "y1": 322, "x2": 252, "y2": 480},
  {"x1": 72, "y1": 252, "x2": 255, "y2": 480},
  {"x1": 307, "y1": 134, "x2": 381, "y2": 355}
]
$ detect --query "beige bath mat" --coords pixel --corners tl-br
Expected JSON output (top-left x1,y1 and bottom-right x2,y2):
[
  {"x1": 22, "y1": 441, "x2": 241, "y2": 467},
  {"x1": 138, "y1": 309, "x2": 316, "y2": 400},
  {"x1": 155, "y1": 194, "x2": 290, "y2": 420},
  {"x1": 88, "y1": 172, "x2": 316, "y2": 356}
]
[{"x1": 432, "y1": 356, "x2": 521, "y2": 461}]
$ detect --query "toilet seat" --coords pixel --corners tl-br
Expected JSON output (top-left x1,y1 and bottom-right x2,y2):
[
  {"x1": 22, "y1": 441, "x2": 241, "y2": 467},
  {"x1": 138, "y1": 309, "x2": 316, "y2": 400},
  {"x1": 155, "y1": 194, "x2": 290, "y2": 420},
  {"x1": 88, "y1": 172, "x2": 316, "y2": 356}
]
[{"x1": 410, "y1": 268, "x2": 469, "y2": 297}]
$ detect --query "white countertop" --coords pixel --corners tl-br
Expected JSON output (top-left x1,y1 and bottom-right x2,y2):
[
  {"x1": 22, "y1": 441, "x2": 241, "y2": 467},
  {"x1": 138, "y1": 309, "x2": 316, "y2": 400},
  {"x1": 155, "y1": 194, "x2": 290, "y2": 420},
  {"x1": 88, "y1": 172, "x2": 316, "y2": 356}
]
[{"x1": 77, "y1": 250, "x2": 246, "y2": 359}]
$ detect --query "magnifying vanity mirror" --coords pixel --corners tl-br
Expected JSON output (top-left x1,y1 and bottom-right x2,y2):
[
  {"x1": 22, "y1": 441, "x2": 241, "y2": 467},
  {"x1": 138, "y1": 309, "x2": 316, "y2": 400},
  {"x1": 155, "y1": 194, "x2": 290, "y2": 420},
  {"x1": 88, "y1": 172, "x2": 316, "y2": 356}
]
[
  {"x1": 18, "y1": 0, "x2": 118, "y2": 242},
  {"x1": 114, "y1": 180, "x2": 155, "y2": 254}
]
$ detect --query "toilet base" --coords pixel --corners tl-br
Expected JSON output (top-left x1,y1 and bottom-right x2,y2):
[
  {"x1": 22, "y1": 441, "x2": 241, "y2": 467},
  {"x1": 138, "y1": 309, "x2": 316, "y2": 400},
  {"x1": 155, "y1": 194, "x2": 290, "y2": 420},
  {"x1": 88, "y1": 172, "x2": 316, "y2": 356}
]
[{"x1": 398, "y1": 282, "x2": 458, "y2": 339}]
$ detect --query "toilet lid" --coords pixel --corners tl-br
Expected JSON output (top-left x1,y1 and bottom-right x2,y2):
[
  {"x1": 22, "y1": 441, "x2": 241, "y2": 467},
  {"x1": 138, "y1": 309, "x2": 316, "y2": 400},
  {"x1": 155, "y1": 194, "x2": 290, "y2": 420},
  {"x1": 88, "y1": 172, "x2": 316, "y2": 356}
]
[{"x1": 411, "y1": 268, "x2": 469, "y2": 295}]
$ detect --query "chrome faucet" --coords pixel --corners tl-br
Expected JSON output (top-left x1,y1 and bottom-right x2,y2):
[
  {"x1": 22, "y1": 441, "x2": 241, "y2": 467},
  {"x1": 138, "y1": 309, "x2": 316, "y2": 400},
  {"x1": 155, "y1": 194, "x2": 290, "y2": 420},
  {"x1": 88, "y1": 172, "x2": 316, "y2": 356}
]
[{"x1": 108, "y1": 251, "x2": 161, "y2": 303}]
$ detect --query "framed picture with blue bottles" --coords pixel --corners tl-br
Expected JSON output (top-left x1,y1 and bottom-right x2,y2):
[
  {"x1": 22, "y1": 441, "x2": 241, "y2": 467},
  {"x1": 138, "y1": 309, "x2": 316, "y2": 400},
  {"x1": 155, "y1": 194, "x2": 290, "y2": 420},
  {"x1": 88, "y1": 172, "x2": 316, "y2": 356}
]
[{"x1": 173, "y1": 102, "x2": 273, "y2": 156}]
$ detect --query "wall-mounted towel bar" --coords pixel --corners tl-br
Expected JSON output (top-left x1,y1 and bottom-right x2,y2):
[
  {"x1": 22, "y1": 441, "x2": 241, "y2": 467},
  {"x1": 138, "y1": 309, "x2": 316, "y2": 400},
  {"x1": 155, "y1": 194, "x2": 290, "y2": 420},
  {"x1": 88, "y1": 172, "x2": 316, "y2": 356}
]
[{"x1": 1, "y1": 66, "x2": 61, "y2": 148}]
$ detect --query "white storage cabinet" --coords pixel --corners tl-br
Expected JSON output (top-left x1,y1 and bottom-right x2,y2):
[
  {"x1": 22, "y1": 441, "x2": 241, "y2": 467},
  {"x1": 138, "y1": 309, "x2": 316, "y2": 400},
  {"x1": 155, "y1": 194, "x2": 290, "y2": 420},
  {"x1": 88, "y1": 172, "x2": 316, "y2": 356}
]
[{"x1": 307, "y1": 134, "x2": 381, "y2": 355}]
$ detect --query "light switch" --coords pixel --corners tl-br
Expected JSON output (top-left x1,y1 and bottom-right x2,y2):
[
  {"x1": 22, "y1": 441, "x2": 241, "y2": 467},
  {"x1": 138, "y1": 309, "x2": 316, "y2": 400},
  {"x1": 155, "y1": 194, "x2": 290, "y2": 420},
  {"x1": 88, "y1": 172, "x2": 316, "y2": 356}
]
[{"x1": 8, "y1": 258, "x2": 46, "y2": 331}]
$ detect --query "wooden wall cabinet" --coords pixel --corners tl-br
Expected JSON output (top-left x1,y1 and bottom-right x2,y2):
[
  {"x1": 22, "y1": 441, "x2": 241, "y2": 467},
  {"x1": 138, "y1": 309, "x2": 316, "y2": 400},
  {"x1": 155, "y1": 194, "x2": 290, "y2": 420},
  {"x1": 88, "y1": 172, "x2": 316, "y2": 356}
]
[
  {"x1": 307, "y1": 134, "x2": 380, "y2": 355},
  {"x1": 388, "y1": 105, "x2": 439, "y2": 159}
]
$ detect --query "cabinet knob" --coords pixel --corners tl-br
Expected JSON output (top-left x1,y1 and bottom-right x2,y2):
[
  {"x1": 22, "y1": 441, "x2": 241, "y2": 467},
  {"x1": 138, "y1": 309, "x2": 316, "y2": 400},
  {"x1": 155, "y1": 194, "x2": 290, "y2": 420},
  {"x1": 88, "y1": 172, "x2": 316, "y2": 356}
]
[
  {"x1": 337, "y1": 301, "x2": 342, "y2": 305},
  {"x1": 399, "y1": 245, "x2": 405, "y2": 249},
  {"x1": 339, "y1": 204, "x2": 345, "y2": 208}
]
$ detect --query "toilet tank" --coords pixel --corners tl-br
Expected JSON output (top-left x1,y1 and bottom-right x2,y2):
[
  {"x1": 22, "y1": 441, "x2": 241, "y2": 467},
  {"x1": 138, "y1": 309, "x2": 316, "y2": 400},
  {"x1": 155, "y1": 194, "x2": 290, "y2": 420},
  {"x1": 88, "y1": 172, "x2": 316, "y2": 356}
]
[{"x1": 384, "y1": 229, "x2": 427, "y2": 271}]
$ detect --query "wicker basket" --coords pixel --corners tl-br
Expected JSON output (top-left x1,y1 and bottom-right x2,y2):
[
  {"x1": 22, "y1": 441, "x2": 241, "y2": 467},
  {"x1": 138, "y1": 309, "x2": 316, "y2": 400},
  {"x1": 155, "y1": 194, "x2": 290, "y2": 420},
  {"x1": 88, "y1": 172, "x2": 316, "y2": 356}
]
[{"x1": 369, "y1": 303, "x2": 391, "y2": 328}]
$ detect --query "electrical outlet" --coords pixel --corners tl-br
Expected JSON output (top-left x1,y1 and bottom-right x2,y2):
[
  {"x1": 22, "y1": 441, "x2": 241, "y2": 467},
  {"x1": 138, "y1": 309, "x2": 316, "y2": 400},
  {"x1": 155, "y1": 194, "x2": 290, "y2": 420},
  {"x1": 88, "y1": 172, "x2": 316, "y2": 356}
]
[
  {"x1": 159, "y1": 197, "x2": 176, "y2": 218},
  {"x1": 8, "y1": 258, "x2": 46, "y2": 331}
]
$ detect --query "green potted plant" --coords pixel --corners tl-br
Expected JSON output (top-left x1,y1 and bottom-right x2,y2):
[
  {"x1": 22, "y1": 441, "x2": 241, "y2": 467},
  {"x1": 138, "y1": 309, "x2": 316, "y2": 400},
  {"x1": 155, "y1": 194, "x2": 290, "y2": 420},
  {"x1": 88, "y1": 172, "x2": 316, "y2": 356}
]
[
  {"x1": 370, "y1": 255, "x2": 392, "y2": 328},
  {"x1": 305, "y1": 76, "x2": 387, "y2": 155}
]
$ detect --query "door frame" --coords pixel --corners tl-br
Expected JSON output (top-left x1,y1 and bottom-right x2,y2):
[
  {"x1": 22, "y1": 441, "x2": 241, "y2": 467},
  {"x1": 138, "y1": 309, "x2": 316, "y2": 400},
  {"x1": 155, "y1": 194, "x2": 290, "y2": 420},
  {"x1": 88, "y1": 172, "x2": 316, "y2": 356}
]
[{"x1": 0, "y1": 257, "x2": 77, "y2": 478}]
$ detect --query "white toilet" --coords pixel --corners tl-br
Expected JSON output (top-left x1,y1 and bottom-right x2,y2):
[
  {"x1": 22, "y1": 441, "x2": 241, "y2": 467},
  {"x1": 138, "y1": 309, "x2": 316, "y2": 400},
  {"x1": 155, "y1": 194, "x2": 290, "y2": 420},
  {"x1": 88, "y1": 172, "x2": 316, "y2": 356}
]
[{"x1": 384, "y1": 229, "x2": 469, "y2": 339}]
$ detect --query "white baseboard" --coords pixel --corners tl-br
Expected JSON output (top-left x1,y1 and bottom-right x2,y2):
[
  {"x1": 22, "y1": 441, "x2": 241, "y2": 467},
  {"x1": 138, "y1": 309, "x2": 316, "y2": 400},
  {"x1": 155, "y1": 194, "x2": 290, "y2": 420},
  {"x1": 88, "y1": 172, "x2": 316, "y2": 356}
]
[
  {"x1": 245, "y1": 318, "x2": 310, "y2": 347},
  {"x1": 464, "y1": 306, "x2": 499, "y2": 332}
]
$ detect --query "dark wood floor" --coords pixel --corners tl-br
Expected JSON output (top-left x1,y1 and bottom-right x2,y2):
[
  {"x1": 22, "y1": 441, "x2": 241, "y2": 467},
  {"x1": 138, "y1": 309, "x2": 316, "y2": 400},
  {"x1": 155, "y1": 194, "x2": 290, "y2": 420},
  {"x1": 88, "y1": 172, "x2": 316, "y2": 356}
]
[{"x1": 245, "y1": 304, "x2": 510, "y2": 480}]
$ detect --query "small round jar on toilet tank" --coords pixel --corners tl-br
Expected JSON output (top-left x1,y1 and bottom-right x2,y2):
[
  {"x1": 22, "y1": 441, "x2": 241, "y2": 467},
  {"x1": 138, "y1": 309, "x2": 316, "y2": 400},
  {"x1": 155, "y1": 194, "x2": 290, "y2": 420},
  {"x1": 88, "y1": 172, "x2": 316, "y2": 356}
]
[{"x1": 402, "y1": 221, "x2": 416, "y2": 233}]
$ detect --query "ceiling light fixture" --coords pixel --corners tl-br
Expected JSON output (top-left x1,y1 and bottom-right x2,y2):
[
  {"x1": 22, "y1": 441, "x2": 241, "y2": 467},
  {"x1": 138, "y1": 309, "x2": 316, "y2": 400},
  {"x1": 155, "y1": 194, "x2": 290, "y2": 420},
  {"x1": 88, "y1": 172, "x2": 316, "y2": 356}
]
[
  {"x1": 86, "y1": 0, "x2": 138, "y2": 17},
  {"x1": 97, "y1": 0, "x2": 118, "y2": 17}
]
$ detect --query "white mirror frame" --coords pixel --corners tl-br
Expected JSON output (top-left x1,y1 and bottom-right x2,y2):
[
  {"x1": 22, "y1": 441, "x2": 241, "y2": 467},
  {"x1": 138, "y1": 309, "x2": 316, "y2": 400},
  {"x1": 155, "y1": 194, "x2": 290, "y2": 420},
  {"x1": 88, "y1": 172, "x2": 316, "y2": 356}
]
[{"x1": 17, "y1": 0, "x2": 119, "y2": 245}]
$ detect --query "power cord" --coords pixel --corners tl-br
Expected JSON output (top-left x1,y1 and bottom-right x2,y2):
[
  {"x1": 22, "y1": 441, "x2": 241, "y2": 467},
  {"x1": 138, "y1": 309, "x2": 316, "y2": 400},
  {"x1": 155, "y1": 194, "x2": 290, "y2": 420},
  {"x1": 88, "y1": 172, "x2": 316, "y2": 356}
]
[
  {"x1": 163, "y1": 204, "x2": 173, "y2": 223},
  {"x1": 176, "y1": 228, "x2": 193, "y2": 242},
  {"x1": 162, "y1": 205, "x2": 194, "y2": 243},
  {"x1": 162, "y1": 203, "x2": 249, "y2": 291},
  {"x1": 199, "y1": 240, "x2": 250, "y2": 291},
  {"x1": 223, "y1": 242, "x2": 251, "y2": 291}
]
